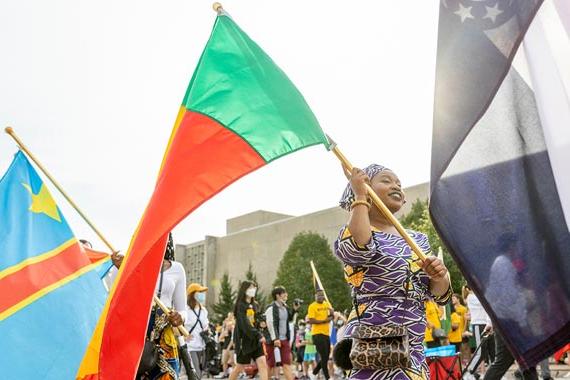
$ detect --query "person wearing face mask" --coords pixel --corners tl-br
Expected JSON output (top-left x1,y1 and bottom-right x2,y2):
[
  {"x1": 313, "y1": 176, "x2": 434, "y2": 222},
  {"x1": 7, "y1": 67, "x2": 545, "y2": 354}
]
[
  {"x1": 184, "y1": 283, "x2": 210, "y2": 379},
  {"x1": 264, "y1": 286, "x2": 300, "y2": 380},
  {"x1": 229, "y1": 281, "x2": 268, "y2": 380}
]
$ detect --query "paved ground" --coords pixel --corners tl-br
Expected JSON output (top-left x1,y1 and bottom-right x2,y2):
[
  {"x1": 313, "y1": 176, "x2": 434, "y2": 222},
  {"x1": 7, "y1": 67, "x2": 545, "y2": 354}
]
[{"x1": 194, "y1": 363, "x2": 570, "y2": 379}]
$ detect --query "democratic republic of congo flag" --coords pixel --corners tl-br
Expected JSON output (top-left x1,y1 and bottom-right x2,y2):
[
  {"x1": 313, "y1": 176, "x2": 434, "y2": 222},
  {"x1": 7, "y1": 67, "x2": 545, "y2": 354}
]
[
  {"x1": 0, "y1": 151, "x2": 109, "y2": 379},
  {"x1": 78, "y1": 10, "x2": 328, "y2": 380}
]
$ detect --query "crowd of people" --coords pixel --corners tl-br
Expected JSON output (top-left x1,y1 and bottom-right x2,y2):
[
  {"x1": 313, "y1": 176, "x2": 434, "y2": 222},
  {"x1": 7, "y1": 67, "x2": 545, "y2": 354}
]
[
  {"x1": 101, "y1": 163, "x2": 570, "y2": 380},
  {"x1": 424, "y1": 286, "x2": 570, "y2": 380},
  {"x1": 204, "y1": 287, "x2": 348, "y2": 380}
]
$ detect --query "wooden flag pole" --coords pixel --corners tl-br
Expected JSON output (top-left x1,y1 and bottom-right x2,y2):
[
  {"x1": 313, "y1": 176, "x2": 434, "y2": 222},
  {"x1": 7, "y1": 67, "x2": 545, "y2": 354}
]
[
  {"x1": 4, "y1": 126, "x2": 118, "y2": 254},
  {"x1": 326, "y1": 135, "x2": 427, "y2": 262},
  {"x1": 4, "y1": 126, "x2": 189, "y2": 337},
  {"x1": 310, "y1": 260, "x2": 332, "y2": 308}
]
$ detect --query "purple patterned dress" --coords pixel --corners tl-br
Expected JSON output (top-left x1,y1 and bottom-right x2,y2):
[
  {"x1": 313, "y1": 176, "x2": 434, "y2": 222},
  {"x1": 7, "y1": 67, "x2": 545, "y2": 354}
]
[{"x1": 334, "y1": 226, "x2": 451, "y2": 380}]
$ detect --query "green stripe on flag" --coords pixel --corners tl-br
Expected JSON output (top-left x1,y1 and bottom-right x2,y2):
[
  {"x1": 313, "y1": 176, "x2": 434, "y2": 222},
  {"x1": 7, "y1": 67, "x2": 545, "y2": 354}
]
[{"x1": 183, "y1": 15, "x2": 328, "y2": 162}]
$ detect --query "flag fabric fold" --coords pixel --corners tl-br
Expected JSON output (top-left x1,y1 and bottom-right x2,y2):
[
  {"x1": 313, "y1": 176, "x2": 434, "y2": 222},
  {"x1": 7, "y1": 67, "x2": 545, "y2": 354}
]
[
  {"x1": 79, "y1": 12, "x2": 328, "y2": 379},
  {"x1": 0, "y1": 151, "x2": 108, "y2": 379},
  {"x1": 85, "y1": 247, "x2": 114, "y2": 279},
  {"x1": 430, "y1": 0, "x2": 570, "y2": 367}
]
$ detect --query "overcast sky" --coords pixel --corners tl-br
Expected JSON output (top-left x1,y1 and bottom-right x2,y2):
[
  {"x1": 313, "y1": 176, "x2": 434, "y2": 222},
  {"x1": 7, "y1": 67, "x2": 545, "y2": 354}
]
[{"x1": 0, "y1": 1, "x2": 440, "y2": 251}]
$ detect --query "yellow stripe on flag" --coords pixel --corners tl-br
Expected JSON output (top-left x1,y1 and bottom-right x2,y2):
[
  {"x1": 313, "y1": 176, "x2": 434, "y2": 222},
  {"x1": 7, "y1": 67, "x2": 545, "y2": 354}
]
[
  {"x1": 0, "y1": 238, "x2": 76, "y2": 281},
  {"x1": 0, "y1": 259, "x2": 106, "y2": 321}
]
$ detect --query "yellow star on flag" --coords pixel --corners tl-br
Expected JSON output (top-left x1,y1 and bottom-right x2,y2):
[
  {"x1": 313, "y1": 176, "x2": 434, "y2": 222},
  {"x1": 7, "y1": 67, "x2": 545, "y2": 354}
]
[{"x1": 22, "y1": 182, "x2": 62, "y2": 222}]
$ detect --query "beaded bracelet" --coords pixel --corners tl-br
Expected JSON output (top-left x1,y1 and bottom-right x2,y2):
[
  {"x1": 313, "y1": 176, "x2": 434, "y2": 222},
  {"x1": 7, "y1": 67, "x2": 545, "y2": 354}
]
[{"x1": 350, "y1": 200, "x2": 371, "y2": 210}]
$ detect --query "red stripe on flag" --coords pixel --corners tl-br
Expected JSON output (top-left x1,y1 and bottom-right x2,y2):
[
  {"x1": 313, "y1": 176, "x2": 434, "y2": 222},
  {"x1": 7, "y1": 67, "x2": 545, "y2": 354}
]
[
  {"x1": 0, "y1": 243, "x2": 89, "y2": 314},
  {"x1": 98, "y1": 110, "x2": 265, "y2": 379},
  {"x1": 84, "y1": 247, "x2": 111, "y2": 264}
]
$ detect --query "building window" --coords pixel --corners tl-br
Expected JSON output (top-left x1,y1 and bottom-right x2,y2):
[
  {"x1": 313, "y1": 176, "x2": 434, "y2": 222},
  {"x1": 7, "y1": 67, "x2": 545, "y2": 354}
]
[{"x1": 184, "y1": 245, "x2": 205, "y2": 285}]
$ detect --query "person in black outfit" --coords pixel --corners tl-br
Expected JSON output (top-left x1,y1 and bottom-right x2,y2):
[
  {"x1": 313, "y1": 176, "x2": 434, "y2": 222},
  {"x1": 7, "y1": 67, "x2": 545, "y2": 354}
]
[
  {"x1": 482, "y1": 326, "x2": 537, "y2": 380},
  {"x1": 228, "y1": 281, "x2": 269, "y2": 380}
]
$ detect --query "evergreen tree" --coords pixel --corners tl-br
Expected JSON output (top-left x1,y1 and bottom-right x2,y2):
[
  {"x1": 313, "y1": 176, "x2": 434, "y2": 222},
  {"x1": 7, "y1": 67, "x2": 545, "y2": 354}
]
[
  {"x1": 274, "y1": 232, "x2": 351, "y2": 316},
  {"x1": 212, "y1": 273, "x2": 236, "y2": 323},
  {"x1": 401, "y1": 199, "x2": 465, "y2": 293}
]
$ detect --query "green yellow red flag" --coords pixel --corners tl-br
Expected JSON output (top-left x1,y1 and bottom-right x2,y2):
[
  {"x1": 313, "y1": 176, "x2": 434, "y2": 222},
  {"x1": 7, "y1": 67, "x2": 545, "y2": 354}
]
[{"x1": 78, "y1": 10, "x2": 328, "y2": 380}]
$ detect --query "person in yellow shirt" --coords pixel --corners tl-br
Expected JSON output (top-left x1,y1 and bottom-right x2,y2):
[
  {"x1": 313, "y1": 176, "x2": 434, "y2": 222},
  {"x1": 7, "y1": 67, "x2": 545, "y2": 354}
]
[
  {"x1": 449, "y1": 293, "x2": 467, "y2": 353},
  {"x1": 424, "y1": 298, "x2": 443, "y2": 348},
  {"x1": 307, "y1": 290, "x2": 333, "y2": 380},
  {"x1": 452, "y1": 294, "x2": 468, "y2": 332}
]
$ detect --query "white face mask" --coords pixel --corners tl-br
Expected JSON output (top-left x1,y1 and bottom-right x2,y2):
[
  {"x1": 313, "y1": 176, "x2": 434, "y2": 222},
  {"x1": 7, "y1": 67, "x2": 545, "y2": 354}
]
[
  {"x1": 195, "y1": 292, "x2": 206, "y2": 304},
  {"x1": 246, "y1": 288, "x2": 257, "y2": 298}
]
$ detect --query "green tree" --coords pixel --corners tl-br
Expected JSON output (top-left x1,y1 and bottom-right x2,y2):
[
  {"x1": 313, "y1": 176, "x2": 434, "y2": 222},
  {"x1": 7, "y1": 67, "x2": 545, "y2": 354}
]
[
  {"x1": 212, "y1": 273, "x2": 236, "y2": 324},
  {"x1": 401, "y1": 199, "x2": 465, "y2": 294},
  {"x1": 244, "y1": 262, "x2": 269, "y2": 311},
  {"x1": 274, "y1": 232, "x2": 351, "y2": 316}
]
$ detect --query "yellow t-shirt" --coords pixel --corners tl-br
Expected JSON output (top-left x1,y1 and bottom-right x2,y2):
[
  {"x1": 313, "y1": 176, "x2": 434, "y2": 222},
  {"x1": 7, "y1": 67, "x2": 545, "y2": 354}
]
[
  {"x1": 455, "y1": 304, "x2": 468, "y2": 332},
  {"x1": 308, "y1": 301, "x2": 332, "y2": 336},
  {"x1": 448, "y1": 312, "x2": 462, "y2": 343},
  {"x1": 424, "y1": 300, "x2": 442, "y2": 342}
]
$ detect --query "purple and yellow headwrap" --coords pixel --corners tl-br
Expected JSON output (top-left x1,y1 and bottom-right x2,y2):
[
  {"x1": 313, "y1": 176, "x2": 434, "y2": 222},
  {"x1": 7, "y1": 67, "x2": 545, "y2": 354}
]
[{"x1": 339, "y1": 164, "x2": 390, "y2": 211}]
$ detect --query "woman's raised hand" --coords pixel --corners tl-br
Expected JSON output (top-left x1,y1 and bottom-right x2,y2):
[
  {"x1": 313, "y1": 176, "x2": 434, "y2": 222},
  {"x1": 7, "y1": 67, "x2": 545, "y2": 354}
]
[{"x1": 349, "y1": 167, "x2": 370, "y2": 198}]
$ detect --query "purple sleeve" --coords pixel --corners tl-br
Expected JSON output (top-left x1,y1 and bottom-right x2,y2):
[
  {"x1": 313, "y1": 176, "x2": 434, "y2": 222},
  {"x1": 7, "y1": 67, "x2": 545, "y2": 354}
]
[{"x1": 334, "y1": 226, "x2": 378, "y2": 266}]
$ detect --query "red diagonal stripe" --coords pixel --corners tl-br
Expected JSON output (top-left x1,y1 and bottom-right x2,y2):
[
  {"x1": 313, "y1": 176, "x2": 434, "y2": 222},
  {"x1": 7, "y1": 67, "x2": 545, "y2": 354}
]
[
  {"x1": 99, "y1": 110, "x2": 266, "y2": 379},
  {"x1": 0, "y1": 243, "x2": 90, "y2": 314}
]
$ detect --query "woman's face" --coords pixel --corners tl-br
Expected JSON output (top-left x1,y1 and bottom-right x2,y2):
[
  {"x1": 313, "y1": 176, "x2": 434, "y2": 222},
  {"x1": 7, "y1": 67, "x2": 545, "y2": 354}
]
[
  {"x1": 452, "y1": 295, "x2": 459, "y2": 305},
  {"x1": 370, "y1": 170, "x2": 405, "y2": 213}
]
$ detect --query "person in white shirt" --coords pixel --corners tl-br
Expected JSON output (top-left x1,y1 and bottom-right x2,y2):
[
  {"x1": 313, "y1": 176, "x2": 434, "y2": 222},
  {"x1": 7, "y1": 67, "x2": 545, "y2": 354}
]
[
  {"x1": 483, "y1": 233, "x2": 538, "y2": 380},
  {"x1": 185, "y1": 283, "x2": 210, "y2": 379},
  {"x1": 113, "y1": 233, "x2": 187, "y2": 379},
  {"x1": 107, "y1": 234, "x2": 186, "y2": 327},
  {"x1": 465, "y1": 285, "x2": 491, "y2": 378}
]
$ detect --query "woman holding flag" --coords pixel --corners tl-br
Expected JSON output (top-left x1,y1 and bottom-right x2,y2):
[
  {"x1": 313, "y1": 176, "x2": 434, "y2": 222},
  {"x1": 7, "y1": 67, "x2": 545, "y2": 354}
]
[
  {"x1": 334, "y1": 164, "x2": 452, "y2": 380},
  {"x1": 132, "y1": 233, "x2": 187, "y2": 380}
]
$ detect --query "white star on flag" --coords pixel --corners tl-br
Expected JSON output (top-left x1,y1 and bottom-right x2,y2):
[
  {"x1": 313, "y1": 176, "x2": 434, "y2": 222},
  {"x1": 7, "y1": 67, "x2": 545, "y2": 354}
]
[
  {"x1": 455, "y1": 3, "x2": 475, "y2": 23},
  {"x1": 484, "y1": 3, "x2": 503, "y2": 23}
]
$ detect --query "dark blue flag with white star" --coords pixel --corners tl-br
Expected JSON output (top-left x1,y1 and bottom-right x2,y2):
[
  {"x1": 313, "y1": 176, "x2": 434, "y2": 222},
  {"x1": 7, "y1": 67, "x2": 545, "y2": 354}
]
[{"x1": 431, "y1": 0, "x2": 570, "y2": 367}]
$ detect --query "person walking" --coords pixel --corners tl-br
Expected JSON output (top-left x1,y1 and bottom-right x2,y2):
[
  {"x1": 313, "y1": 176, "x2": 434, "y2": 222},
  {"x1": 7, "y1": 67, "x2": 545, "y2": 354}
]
[
  {"x1": 135, "y1": 233, "x2": 187, "y2": 380},
  {"x1": 214, "y1": 313, "x2": 235, "y2": 379},
  {"x1": 228, "y1": 281, "x2": 268, "y2": 380},
  {"x1": 184, "y1": 283, "x2": 210, "y2": 379},
  {"x1": 465, "y1": 287, "x2": 491, "y2": 378},
  {"x1": 303, "y1": 323, "x2": 317, "y2": 380},
  {"x1": 264, "y1": 286, "x2": 300, "y2": 380},
  {"x1": 482, "y1": 325, "x2": 537, "y2": 380},
  {"x1": 307, "y1": 290, "x2": 334, "y2": 380}
]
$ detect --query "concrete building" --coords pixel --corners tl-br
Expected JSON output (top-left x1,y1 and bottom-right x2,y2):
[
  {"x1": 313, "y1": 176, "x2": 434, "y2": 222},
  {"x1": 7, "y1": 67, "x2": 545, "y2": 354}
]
[{"x1": 175, "y1": 182, "x2": 429, "y2": 308}]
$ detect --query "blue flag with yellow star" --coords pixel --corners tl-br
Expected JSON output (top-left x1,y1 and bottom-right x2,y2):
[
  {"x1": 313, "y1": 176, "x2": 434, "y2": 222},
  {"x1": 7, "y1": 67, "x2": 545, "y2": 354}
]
[{"x1": 0, "y1": 151, "x2": 109, "y2": 379}]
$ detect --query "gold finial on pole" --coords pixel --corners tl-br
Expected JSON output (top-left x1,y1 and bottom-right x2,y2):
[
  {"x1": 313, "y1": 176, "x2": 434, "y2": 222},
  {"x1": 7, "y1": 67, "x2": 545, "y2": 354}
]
[
  {"x1": 213, "y1": 2, "x2": 223, "y2": 14},
  {"x1": 326, "y1": 134, "x2": 427, "y2": 262}
]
